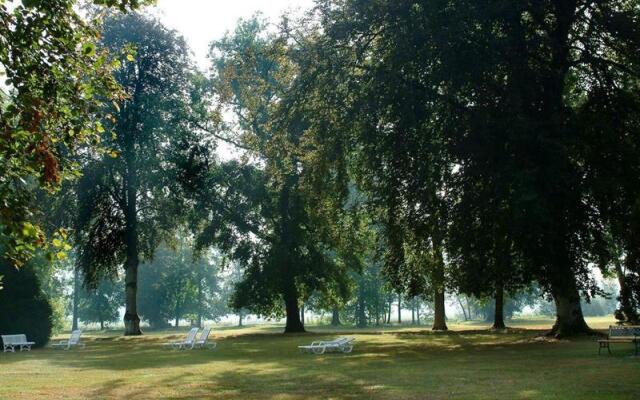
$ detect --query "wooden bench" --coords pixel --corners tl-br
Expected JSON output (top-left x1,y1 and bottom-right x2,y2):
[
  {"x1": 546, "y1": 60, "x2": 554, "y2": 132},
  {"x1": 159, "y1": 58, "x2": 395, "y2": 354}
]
[
  {"x1": 1, "y1": 334, "x2": 36, "y2": 352},
  {"x1": 598, "y1": 325, "x2": 640, "y2": 356}
]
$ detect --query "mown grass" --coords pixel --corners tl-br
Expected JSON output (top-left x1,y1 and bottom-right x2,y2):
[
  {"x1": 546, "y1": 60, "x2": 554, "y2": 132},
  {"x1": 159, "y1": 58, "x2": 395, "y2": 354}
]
[{"x1": 1, "y1": 317, "x2": 638, "y2": 399}]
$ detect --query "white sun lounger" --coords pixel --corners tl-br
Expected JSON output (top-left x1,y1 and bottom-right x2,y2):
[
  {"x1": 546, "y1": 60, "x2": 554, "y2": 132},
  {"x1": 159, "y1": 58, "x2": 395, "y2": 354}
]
[
  {"x1": 1, "y1": 334, "x2": 36, "y2": 352},
  {"x1": 194, "y1": 327, "x2": 216, "y2": 349},
  {"x1": 164, "y1": 327, "x2": 199, "y2": 350},
  {"x1": 298, "y1": 336, "x2": 355, "y2": 354},
  {"x1": 52, "y1": 330, "x2": 85, "y2": 350}
]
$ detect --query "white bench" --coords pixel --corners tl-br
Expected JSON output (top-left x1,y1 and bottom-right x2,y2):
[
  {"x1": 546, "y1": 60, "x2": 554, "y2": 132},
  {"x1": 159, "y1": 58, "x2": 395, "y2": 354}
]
[
  {"x1": 298, "y1": 337, "x2": 355, "y2": 355},
  {"x1": 2, "y1": 334, "x2": 36, "y2": 352}
]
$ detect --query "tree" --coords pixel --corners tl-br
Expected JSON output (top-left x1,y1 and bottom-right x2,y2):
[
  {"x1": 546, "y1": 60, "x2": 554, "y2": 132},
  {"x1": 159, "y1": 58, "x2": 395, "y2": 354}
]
[
  {"x1": 75, "y1": 13, "x2": 194, "y2": 335},
  {"x1": 0, "y1": 0, "x2": 150, "y2": 269},
  {"x1": 78, "y1": 277, "x2": 123, "y2": 330},
  {"x1": 138, "y1": 241, "x2": 226, "y2": 329},
  {"x1": 301, "y1": 0, "x2": 640, "y2": 336},
  {"x1": 189, "y1": 17, "x2": 350, "y2": 333},
  {"x1": 0, "y1": 258, "x2": 53, "y2": 347}
]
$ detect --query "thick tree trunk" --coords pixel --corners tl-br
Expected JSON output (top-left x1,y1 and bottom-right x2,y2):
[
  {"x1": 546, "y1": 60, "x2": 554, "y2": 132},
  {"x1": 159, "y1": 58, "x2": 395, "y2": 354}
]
[
  {"x1": 300, "y1": 303, "x2": 305, "y2": 325},
  {"x1": 331, "y1": 307, "x2": 341, "y2": 326},
  {"x1": 123, "y1": 152, "x2": 142, "y2": 336},
  {"x1": 432, "y1": 240, "x2": 448, "y2": 331},
  {"x1": 284, "y1": 288, "x2": 305, "y2": 333},
  {"x1": 124, "y1": 261, "x2": 142, "y2": 335},
  {"x1": 492, "y1": 283, "x2": 506, "y2": 330},
  {"x1": 548, "y1": 281, "x2": 592, "y2": 337},
  {"x1": 397, "y1": 293, "x2": 402, "y2": 324},
  {"x1": 72, "y1": 267, "x2": 79, "y2": 331},
  {"x1": 433, "y1": 289, "x2": 448, "y2": 331},
  {"x1": 238, "y1": 310, "x2": 243, "y2": 327},
  {"x1": 100, "y1": 319, "x2": 104, "y2": 330}
]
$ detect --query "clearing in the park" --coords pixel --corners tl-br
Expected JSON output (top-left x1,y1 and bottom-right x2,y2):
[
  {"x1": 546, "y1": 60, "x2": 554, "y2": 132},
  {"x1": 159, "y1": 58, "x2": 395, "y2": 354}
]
[{"x1": 1, "y1": 318, "x2": 638, "y2": 400}]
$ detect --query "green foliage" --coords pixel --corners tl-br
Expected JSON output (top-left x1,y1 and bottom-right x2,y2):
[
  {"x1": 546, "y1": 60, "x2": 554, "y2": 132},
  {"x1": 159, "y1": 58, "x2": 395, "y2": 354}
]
[
  {"x1": 75, "y1": 12, "x2": 195, "y2": 284},
  {"x1": 0, "y1": 0, "x2": 151, "y2": 268},
  {"x1": 78, "y1": 277, "x2": 123, "y2": 329},
  {"x1": 0, "y1": 258, "x2": 53, "y2": 347},
  {"x1": 138, "y1": 242, "x2": 225, "y2": 329},
  {"x1": 186, "y1": 17, "x2": 354, "y2": 331}
]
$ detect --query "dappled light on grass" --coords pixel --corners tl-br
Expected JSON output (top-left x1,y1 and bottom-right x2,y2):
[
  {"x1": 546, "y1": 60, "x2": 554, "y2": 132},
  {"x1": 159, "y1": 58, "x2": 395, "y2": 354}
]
[{"x1": 1, "y1": 324, "x2": 639, "y2": 399}]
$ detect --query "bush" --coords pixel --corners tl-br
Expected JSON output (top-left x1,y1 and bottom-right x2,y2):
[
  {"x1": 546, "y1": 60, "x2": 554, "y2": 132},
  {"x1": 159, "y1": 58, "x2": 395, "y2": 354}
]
[{"x1": 0, "y1": 260, "x2": 53, "y2": 348}]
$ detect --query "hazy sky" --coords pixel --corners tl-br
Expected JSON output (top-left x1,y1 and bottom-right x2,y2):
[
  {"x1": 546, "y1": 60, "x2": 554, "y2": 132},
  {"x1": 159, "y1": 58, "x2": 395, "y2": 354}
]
[{"x1": 153, "y1": 0, "x2": 315, "y2": 69}]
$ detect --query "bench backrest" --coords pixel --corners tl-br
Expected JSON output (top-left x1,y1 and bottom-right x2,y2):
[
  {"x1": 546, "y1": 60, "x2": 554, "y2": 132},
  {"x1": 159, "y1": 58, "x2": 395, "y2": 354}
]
[
  {"x1": 609, "y1": 325, "x2": 640, "y2": 338},
  {"x1": 330, "y1": 337, "x2": 354, "y2": 345},
  {"x1": 1, "y1": 334, "x2": 28, "y2": 345},
  {"x1": 197, "y1": 327, "x2": 212, "y2": 343},
  {"x1": 185, "y1": 327, "x2": 199, "y2": 343},
  {"x1": 69, "y1": 330, "x2": 82, "y2": 345}
]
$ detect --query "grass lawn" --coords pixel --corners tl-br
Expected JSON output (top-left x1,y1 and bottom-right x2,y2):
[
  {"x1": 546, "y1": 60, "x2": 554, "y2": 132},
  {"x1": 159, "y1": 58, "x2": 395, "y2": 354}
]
[{"x1": 1, "y1": 317, "x2": 638, "y2": 399}]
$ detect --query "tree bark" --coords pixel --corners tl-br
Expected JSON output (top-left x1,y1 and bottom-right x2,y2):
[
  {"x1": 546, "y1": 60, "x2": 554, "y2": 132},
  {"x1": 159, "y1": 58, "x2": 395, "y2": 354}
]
[
  {"x1": 300, "y1": 303, "x2": 305, "y2": 325},
  {"x1": 614, "y1": 259, "x2": 639, "y2": 323},
  {"x1": 123, "y1": 143, "x2": 142, "y2": 336},
  {"x1": 397, "y1": 293, "x2": 402, "y2": 324},
  {"x1": 238, "y1": 310, "x2": 243, "y2": 327},
  {"x1": 411, "y1": 298, "x2": 416, "y2": 324},
  {"x1": 457, "y1": 297, "x2": 468, "y2": 321},
  {"x1": 331, "y1": 307, "x2": 341, "y2": 326},
  {"x1": 433, "y1": 289, "x2": 448, "y2": 331},
  {"x1": 432, "y1": 239, "x2": 448, "y2": 331},
  {"x1": 72, "y1": 266, "x2": 79, "y2": 331},
  {"x1": 357, "y1": 292, "x2": 366, "y2": 328},
  {"x1": 548, "y1": 280, "x2": 592, "y2": 337},
  {"x1": 492, "y1": 282, "x2": 506, "y2": 330},
  {"x1": 284, "y1": 281, "x2": 304, "y2": 333}
]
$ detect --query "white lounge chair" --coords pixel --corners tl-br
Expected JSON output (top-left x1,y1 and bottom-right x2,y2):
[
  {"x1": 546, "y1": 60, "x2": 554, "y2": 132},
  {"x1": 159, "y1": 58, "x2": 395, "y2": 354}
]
[
  {"x1": 194, "y1": 327, "x2": 216, "y2": 349},
  {"x1": 298, "y1": 336, "x2": 355, "y2": 354},
  {"x1": 2, "y1": 334, "x2": 36, "y2": 352},
  {"x1": 52, "y1": 330, "x2": 85, "y2": 350},
  {"x1": 164, "y1": 327, "x2": 199, "y2": 350}
]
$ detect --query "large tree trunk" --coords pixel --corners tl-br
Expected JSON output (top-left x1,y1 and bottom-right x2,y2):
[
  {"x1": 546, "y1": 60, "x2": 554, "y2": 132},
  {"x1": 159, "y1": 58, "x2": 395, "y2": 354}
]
[
  {"x1": 331, "y1": 307, "x2": 341, "y2": 326},
  {"x1": 397, "y1": 293, "x2": 402, "y2": 324},
  {"x1": 123, "y1": 146, "x2": 142, "y2": 336},
  {"x1": 72, "y1": 266, "x2": 79, "y2": 331},
  {"x1": 432, "y1": 239, "x2": 448, "y2": 331},
  {"x1": 433, "y1": 289, "x2": 448, "y2": 331},
  {"x1": 492, "y1": 282, "x2": 506, "y2": 330},
  {"x1": 300, "y1": 303, "x2": 305, "y2": 325},
  {"x1": 548, "y1": 280, "x2": 592, "y2": 338},
  {"x1": 283, "y1": 280, "x2": 304, "y2": 333},
  {"x1": 386, "y1": 295, "x2": 392, "y2": 324},
  {"x1": 238, "y1": 310, "x2": 244, "y2": 327}
]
